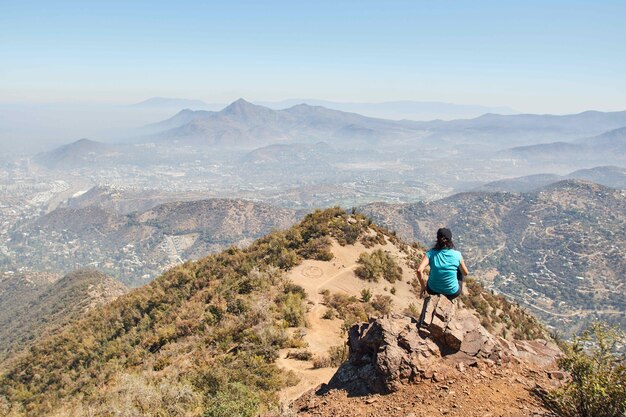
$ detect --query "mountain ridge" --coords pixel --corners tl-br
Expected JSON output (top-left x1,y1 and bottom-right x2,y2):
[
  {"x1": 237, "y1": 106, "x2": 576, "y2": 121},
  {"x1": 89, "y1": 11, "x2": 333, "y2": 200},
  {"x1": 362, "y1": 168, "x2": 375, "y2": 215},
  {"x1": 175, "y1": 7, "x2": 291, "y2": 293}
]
[
  {"x1": 475, "y1": 165, "x2": 626, "y2": 192},
  {"x1": 10, "y1": 198, "x2": 300, "y2": 286},
  {"x1": 0, "y1": 208, "x2": 555, "y2": 417}
]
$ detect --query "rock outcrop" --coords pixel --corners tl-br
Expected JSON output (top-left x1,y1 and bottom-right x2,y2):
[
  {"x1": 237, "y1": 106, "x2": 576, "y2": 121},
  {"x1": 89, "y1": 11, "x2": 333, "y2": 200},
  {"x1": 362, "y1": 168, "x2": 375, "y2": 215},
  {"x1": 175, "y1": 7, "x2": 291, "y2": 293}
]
[{"x1": 321, "y1": 295, "x2": 560, "y2": 395}]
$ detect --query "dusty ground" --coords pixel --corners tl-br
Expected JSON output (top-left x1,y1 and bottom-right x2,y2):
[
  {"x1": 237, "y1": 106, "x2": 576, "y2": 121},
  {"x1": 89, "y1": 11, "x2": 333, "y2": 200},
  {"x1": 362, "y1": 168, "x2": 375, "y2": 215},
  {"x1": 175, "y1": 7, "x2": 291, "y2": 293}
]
[
  {"x1": 276, "y1": 236, "x2": 425, "y2": 403},
  {"x1": 290, "y1": 359, "x2": 562, "y2": 417},
  {"x1": 274, "y1": 228, "x2": 563, "y2": 416}
]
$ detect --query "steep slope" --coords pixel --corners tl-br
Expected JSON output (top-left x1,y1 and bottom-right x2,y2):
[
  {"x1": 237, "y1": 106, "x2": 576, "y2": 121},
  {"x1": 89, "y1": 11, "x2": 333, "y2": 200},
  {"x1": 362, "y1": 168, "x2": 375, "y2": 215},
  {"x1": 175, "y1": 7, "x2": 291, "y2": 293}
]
[
  {"x1": 0, "y1": 209, "x2": 549, "y2": 417},
  {"x1": 9, "y1": 198, "x2": 299, "y2": 286},
  {"x1": 361, "y1": 180, "x2": 626, "y2": 334},
  {"x1": 0, "y1": 272, "x2": 60, "y2": 320},
  {"x1": 0, "y1": 269, "x2": 125, "y2": 363}
]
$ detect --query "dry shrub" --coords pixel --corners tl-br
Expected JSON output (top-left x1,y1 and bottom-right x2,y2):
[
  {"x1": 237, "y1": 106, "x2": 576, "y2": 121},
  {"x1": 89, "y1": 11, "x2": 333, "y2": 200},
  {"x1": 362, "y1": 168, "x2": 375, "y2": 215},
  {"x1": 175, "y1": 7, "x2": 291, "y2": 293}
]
[
  {"x1": 312, "y1": 345, "x2": 346, "y2": 369},
  {"x1": 286, "y1": 350, "x2": 313, "y2": 361}
]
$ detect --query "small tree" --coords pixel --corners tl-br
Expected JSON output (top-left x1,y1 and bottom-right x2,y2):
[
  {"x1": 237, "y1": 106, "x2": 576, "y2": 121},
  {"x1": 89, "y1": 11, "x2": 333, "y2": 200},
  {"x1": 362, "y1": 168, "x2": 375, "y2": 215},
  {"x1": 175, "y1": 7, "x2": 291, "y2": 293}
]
[
  {"x1": 360, "y1": 288, "x2": 373, "y2": 302},
  {"x1": 543, "y1": 322, "x2": 625, "y2": 417}
]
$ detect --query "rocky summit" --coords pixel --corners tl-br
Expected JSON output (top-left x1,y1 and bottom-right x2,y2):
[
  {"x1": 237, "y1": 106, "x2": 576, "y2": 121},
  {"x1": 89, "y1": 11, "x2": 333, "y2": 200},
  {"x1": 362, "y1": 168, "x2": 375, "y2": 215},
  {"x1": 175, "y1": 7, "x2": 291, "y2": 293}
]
[{"x1": 318, "y1": 295, "x2": 560, "y2": 397}]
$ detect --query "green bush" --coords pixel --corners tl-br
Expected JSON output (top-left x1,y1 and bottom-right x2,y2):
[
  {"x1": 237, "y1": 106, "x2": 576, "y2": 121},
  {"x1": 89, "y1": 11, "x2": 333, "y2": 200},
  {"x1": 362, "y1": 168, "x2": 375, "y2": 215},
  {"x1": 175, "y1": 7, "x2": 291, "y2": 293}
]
[
  {"x1": 281, "y1": 293, "x2": 307, "y2": 327},
  {"x1": 360, "y1": 288, "x2": 373, "y2": 302},
  {"x1": 204, "y1": 382, "x2": 260, "y2": 417},
  {"x1": 322, "y1": 308, "x2": 335, "y2": 320},
  {"x1": 543, "y1": 322, "x2": 626, "y2": 417},
  {"x1": 299, "y1": 236, "x2": 334, "y2": 261},
  {"x1": 354, "y1": 249, "x2": 402, "y2": 283}
]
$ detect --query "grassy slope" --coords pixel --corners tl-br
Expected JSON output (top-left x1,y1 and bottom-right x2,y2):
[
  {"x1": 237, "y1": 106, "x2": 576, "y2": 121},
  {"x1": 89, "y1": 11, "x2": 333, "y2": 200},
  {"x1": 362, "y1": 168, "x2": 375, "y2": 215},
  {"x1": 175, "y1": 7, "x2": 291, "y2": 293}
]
[
  {"x1": 0, "y1": 208, "x2": 548, "y2": 416},
  {"x1": 0, "y1": 208, "x2": 368, "y2": 416}
]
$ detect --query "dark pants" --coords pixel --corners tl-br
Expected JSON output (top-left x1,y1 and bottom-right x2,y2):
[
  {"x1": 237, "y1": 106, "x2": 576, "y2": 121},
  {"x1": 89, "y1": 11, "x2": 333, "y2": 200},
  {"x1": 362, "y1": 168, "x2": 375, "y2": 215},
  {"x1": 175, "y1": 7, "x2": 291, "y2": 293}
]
[{"x1": 426, "y1": 268, "x2": 464, "y2": 301}]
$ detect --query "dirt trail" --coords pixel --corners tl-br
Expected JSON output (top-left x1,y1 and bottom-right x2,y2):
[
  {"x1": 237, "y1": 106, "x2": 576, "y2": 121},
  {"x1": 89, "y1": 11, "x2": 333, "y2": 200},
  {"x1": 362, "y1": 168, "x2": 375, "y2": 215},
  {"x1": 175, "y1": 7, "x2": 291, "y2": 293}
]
[
  {"x1": 315, "y1": 264, "x2": 358, "y2": 295},
  {"x1": 276, "y1": 236, "x2": 425, "y2": 405}
]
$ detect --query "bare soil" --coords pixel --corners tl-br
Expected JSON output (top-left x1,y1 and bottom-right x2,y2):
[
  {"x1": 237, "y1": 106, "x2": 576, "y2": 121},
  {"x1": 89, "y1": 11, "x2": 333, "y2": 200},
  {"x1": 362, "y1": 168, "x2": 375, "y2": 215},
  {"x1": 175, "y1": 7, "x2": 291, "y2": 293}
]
[{"x1": 290, "y1": 360, "x2": 562, "y2": 417}]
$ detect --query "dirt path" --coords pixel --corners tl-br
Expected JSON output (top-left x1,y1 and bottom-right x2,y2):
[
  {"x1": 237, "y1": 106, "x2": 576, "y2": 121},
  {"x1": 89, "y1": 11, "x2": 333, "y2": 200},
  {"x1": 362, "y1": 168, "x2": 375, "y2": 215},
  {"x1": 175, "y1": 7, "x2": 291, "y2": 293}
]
[{"x1": 315, "y1": 264, "x2": 358, "y2": 296}]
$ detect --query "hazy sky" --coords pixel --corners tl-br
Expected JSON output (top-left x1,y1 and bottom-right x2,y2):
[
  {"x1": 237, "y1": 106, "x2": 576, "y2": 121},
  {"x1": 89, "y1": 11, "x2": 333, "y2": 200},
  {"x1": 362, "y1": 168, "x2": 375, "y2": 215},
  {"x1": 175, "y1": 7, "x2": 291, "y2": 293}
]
[{"x1": 1, "y1": 0, "x2": 625, "y2": 113}]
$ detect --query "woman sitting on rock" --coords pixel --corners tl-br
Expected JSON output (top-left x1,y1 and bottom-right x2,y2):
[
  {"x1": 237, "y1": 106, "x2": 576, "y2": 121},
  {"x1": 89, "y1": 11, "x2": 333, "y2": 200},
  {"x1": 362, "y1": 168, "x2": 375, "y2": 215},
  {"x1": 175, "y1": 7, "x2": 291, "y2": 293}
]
[{"x1": 416, "y1": 227, "x2": 469, "y2": 300}]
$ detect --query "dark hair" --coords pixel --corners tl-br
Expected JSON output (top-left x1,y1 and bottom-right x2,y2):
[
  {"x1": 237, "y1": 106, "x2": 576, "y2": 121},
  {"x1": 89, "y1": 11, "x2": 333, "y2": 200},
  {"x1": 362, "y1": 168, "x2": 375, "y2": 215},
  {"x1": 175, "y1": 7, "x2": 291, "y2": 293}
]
[{"x1": 432, "y1": 229, "x2": 454, "y2": 250}]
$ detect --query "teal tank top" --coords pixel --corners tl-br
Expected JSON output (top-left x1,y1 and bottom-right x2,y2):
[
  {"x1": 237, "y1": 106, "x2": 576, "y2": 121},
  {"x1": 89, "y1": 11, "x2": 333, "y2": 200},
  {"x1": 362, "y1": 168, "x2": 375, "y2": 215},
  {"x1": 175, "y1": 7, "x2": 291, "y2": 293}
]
[{"x1": 427, "y1": 249, "x2": 462, "y2": 294}]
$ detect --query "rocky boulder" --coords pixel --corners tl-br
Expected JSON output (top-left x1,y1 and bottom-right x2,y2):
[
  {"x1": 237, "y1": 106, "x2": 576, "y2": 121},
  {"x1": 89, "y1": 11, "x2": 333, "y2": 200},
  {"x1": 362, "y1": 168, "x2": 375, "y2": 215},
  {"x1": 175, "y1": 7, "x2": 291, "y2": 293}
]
[
  {"x1": 420, "y1": 295, "x2": 500, "y2": 359},
  {"x1": 321, "y1": 295, "x2": 558, "y2": 395}
]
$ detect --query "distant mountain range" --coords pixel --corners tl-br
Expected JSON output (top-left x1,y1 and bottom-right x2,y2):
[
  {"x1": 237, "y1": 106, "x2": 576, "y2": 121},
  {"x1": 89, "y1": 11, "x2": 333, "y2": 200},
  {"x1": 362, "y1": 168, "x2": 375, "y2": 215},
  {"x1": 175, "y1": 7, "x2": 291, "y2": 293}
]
[
  {"x1": 141, "y1": 98, "x2": 419, "y2": 147},
  {"x1": 256, "y1": 98, "x2": 518, "y2": 121},
  {"x1": 418, "y1": 110, "x2": 626, "y2": 149},
  {"x1": 360, "y1": 179, "x2": 626, "y2": 334},
  {"x1": 501, "y1": 126, "x2": 626, "y2": 164},
  {"x1": 133, "y1": 97, "x2": 518, "y2": 120},
  {"x1": 476, "y1": 166, "x2": 626, "y2": 192},
  {"x1": 138, "y1": 101, "x2": 626, "y2": 151},
  {"x1": 36, "y1": 100, "x2": 626, "y2": 171}
]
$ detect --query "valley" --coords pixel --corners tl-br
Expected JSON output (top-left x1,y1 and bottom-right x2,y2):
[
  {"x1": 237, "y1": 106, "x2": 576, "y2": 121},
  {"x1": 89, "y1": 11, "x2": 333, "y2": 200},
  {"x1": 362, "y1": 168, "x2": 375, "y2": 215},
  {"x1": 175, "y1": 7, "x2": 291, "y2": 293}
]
[{"x1": 1, "y1": 102, "x2": 625, "y2": 336}]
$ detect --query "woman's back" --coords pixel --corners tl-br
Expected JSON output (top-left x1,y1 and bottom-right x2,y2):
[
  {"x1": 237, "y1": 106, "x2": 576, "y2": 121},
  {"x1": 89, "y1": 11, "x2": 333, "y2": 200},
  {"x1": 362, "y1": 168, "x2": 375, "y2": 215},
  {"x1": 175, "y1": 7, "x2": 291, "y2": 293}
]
[{"x1": 426, "y1": 248, "x2": 462, "y2": 294}]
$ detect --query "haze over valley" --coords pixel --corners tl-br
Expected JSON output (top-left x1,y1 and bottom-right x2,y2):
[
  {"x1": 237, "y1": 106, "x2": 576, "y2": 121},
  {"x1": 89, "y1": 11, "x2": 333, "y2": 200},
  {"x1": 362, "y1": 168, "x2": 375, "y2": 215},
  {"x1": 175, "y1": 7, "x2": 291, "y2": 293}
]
[
  {"x1": 1, "y1": 99, "x2": 625, "y2": 336},
  {"x1": 2, "y1": 2, "x2": 625, "y2": 415}
]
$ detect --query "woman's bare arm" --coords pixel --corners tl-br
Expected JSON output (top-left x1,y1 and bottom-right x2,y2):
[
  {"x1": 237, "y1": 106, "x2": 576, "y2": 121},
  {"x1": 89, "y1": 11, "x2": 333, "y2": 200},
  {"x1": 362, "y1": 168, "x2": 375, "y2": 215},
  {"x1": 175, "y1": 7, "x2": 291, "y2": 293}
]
[
  {"x1": 416, "y1": 255, "x2": 429, "y2": 297},
  {"x1": 459, "y1": 258, "x2": 469, "y2": 276}
]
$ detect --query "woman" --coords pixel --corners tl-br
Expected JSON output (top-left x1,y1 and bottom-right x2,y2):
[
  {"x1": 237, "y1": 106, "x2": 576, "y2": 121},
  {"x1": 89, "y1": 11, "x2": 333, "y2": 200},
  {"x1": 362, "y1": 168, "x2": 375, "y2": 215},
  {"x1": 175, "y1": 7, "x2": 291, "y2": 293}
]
[{"x1": 416, "y1": 227, "x2": 469, "y2": 300}]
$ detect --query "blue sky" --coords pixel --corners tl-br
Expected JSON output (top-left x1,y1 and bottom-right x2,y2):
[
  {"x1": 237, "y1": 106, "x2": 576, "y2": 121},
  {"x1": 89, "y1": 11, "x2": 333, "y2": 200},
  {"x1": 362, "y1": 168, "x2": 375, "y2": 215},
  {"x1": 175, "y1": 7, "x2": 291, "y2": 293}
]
[{"x1": 1, "y1": 0, "x2": 625, "y2": 113}]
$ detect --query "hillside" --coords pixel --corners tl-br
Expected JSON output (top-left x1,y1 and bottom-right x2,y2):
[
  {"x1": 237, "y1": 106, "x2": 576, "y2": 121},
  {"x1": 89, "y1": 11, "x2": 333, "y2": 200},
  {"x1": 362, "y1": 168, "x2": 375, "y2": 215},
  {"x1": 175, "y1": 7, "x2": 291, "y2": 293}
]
[
  {"x1": 34, "y1": 139, "x2": 123, "y2": 169},
  {"x1": 0, "y1": 271, "x2": 60, "y2": 317},
  {"x1": 475, "y1": 165, "x2": 626, "y2": 192},
  {"x1": 360, "y1": 180, "x2": 626, "y2": 335},
  {"x1": 567, "y1": 165, "x2": 626, "y2": 189},
  {"x1": 64, "y1": 185, "x2": 215, "y2": 214},
  {"x1": 502, "y1": 126, "x2": 626, "y2": 166},
  {"x1": 0, "y1": 269, "x2": 125, "y2": 363},
  {"x1": 0, "y1": 209, "x2": 551, "y2": 417},
  {"x1": 8, "y1": 198, "x2": 299, "y2": 286}
]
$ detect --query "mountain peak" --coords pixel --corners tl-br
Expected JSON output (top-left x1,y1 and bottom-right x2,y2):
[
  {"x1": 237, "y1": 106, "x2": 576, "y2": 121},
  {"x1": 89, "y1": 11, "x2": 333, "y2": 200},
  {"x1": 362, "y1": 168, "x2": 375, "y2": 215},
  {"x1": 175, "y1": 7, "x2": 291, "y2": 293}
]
[
  {"x1": 220, "y1": 98, "x2": 259, "y2": 114},
  {"x1": 72, "y1": 138, "x2": 100, "y2": 146},
  {"x1": 218, "y1": 98, "x2": 278, "y2": 124}
]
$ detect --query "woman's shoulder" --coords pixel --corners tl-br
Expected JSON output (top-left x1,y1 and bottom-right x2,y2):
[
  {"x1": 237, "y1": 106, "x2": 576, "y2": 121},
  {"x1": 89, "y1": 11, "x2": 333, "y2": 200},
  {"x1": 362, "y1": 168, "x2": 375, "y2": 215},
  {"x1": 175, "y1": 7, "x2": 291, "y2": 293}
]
[{"x1": 451, "y1": 249, "x2": 463, "y2": 258}]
